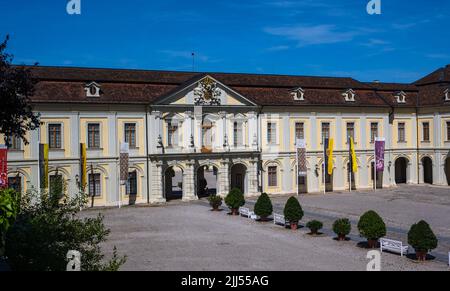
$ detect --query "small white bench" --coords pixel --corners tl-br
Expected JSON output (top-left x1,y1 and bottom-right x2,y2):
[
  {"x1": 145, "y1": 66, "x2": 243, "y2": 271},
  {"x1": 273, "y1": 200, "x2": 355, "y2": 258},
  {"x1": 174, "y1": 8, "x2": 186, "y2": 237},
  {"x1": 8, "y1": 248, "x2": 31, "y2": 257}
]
[
  {"x1": 239, "y1": 207, "x2": 252, "y2": 218},
  {"x1": 273, "y1": 214, "x2": 287, "y2": 227},
  {"x1": 380, "y1": 238, "x2": 409, "y2": 257}
]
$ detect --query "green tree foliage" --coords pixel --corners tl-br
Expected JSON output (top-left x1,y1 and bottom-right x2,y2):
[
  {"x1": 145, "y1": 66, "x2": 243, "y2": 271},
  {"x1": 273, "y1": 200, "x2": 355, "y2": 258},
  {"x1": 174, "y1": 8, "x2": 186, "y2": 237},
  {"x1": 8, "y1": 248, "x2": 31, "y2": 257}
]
[
  {"x1": 306, "y1": 220, "x2": 323, "y2": 234},
  {"x1": 224, "y1": 188, "x2": 245, "y2": 210},
  {"x1": 0, "y1": 188, "x2": 20, "y2": 256},
  {"x1": 0, "y1": 35, "x2": 40, "y2": 146},
  {"x1": 254, "y1": 193, "x2": 273, "y2": 218},
  {"x1": 333, "y1": 218, "x2": 351, "y2": 237},
  {"x1": 283, "y1": 197, "x2": 303, "y2": 223},
  {"x1": 357, "y1": 210, "x2": 386, "y2": 241},
  {"x1": 408, "y1": 220, "x2": 438, "y2": 253},
  {"x1": 207, "y1": 194, "x2": 223, "y2": 209},
  {"x1": 5, "y1": 180, "x2": 126, "y2": 271}
]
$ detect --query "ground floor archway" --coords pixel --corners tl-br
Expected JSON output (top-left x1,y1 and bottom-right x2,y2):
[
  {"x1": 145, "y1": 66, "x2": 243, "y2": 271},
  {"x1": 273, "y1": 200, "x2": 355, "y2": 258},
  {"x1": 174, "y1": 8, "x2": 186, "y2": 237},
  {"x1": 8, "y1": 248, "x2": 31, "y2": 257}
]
[
  {"x1": 445, "y1": 158, "x2": 450, "y2": 186},
  {"x1": 164, "y1": 166, "x2": 183, "y2": 201},
  {"x1": 422, "y1": 157, "x2": 433, "y2": 184},
  {"x1": 197, "y1": 165, "x2": 218, "y2": 198},
  {"x1": 230, "y1": 164, "x2": 247, "y2": 194},
  {"x1": 395, "y1": 157, "x2": 408, "y2": 184}
]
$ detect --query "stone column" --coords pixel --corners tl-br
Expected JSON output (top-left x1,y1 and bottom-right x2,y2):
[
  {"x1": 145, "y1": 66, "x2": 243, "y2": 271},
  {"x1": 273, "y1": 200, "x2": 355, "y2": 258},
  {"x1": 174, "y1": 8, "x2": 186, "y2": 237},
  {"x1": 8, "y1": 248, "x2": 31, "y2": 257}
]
[
  {"x1": 150, "y1": 161, "x2": 165, "y2": 203},
  {"x1": 152, "y1": 111, "x2": 164, "y2": 154},
  {"x1": 183, "y1": 161, "x2": 197, "y2": 201},
  {"x1": 219, "y1": 161, "x2": 230, "y2": 197},
  {"x1": 248, "y1": 160, "x2": 260, "y2": 197},
  {"x1": 248, "y1": 111, "x2": 258, "y2": 151},
  {"x1": 194, "y1": 110, "x2": 203, "y2": 152},
  {"x1": 219, "y1": 112, "x2": 229, "y2": 150},
  {"x1": 184, "y1": 111, "x2": 195, "y2": 152}
]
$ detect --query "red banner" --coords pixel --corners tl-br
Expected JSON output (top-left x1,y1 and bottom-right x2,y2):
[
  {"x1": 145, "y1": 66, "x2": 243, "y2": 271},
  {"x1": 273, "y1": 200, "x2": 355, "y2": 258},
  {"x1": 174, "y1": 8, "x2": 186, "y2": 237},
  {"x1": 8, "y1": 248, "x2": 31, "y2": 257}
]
[{"x1": 0, "y1": 145, "x2": 7, "y2": 188}]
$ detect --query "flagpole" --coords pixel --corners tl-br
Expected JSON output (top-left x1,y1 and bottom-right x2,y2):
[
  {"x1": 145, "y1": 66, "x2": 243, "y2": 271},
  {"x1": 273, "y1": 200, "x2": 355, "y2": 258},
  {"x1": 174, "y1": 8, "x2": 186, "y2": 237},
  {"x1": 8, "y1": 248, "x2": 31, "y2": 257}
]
[
  {"x1": 349, "y1": 138, "x2": 352, "y2": 193},
  {"x1": 374, "y1": 138, "x2": 377, "y2": 191},
  {"x1": 296, "y1": 144, "x2": 299, "y2": 197},
  {"x1": 323, "y1": 136, "x2": 326, "y2": 195}
]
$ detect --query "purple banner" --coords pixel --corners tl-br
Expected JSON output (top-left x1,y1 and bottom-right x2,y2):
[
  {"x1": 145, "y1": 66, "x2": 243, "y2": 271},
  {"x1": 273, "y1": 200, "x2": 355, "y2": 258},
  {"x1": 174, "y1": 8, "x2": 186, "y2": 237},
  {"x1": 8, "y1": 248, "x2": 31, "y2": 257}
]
[{"x1": 375, "y1": 139, "x2": 385, "y2": 172}]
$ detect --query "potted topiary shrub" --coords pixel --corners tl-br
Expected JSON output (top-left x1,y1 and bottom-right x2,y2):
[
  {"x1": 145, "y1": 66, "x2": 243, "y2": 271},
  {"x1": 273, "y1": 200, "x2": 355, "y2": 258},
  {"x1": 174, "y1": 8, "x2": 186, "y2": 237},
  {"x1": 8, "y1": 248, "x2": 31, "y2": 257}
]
[
  {"x1": 357, "y1": 210, "x2": 386, "y2": 248},
  {"x1": 306, "y1": 220, "x2": 323, "y2": 235},
  {"x1": 224, "y1": 188, "x2": 245, "y2": 215},
  {"x1": 283, "y1": 197, "x2": 304, "y2": 230},
  {"x1": 333, "y1": 218, "x2": 351, "y2": 241},
  {"x1": 207, "y1": 195, "x2": 223, "y2": 211},
  {"x1": 407, "y1": 220, "x2": 438, "y2": 261},
  {"x1": 254, "y1": 193, "x2": 273, "y2": 221}
]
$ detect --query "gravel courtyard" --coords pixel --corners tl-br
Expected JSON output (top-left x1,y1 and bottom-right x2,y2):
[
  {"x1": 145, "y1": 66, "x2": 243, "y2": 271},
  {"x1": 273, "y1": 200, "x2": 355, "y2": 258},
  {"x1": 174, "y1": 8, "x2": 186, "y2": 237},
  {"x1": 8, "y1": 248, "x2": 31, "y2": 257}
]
[{"x1": 82, "y1": 185, "x2": 450, "y2": 271}]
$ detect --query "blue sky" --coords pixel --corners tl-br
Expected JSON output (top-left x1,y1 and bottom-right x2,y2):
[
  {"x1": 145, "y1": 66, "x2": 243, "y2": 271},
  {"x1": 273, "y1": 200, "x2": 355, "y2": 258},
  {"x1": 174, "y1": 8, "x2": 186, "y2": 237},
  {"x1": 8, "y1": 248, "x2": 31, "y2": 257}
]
[{"x1": 1, "y1": 0, "x2": 449, "y2": 83}]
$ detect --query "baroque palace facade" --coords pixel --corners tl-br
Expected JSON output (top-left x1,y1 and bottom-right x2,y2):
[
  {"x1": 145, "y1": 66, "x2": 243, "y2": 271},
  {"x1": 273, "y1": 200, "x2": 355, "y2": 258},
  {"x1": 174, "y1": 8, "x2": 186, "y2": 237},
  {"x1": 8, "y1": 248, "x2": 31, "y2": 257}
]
[{"x1": 3, "y1": 65, "x2": 450, "y2": 206}]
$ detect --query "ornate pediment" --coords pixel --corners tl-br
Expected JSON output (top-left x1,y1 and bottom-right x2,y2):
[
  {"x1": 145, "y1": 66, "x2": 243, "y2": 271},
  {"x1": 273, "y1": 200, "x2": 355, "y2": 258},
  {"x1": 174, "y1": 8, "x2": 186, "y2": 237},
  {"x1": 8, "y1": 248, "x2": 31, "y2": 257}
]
[{"x1": 193, "y1": 77, "x2": 222, "y2": 106}]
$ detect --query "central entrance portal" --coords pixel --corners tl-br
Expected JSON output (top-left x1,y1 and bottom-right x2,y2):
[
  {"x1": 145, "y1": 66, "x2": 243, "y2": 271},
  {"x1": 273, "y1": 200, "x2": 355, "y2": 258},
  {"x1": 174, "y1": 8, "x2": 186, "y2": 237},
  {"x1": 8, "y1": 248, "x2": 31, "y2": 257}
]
[
  {"x1": 197, "y1": 165, "x2": 218, "y2": 198},
  {"x1": 230, "y1": 164, "x2": 247, "y2": 194}
]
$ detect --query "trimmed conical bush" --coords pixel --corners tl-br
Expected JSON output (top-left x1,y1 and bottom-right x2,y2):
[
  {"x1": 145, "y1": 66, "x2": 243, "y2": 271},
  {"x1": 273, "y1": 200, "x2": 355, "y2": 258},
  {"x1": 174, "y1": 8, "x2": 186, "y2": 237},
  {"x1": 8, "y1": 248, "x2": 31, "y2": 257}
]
[
  {"x1": 408, "y1": 220, "x2": 438, "y2": 253},
  {"x1": 283, "y1": 197, "x2": 303, "y2": 224},
  {"x1": 224, "y1": 188, "x2": 245, "y2": 211},
  {"x1": 357, "y1": 210, "x2": 386, "y2": 241},
  {"x1": 254, "y1": 193, "x2": 273, "y2": 219}
]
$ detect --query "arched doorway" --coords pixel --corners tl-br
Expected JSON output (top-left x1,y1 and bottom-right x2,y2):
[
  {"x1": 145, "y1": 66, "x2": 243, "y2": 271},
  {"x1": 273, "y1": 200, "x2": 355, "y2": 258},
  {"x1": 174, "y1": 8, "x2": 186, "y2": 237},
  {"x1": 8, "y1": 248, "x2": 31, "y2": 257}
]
[
  {"x1": 422, "y1": 157, "x2": 433, "y2": 184},
  {"x1": 165, "y1": 166, "x2": 183, "y2": 201},
  {"x1": 230, "y1": 164, "x2": 247, "y2": 194},
  {"x1": 395, "y1": 157, "x2": 408, "y2": 184},
  {"x1": 445, "y1": 158, "x2": 450, "y2": 186},
  {"x1": 197, "y1": 165, "x2": 218, "y2": 198}
]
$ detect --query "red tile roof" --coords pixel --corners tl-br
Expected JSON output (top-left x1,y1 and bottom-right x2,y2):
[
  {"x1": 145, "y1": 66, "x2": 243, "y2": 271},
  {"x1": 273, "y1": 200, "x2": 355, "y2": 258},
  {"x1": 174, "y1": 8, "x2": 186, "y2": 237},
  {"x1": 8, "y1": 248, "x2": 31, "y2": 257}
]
[{"x1": 19, "y1": 65, "x2": 450, "y2": 108}]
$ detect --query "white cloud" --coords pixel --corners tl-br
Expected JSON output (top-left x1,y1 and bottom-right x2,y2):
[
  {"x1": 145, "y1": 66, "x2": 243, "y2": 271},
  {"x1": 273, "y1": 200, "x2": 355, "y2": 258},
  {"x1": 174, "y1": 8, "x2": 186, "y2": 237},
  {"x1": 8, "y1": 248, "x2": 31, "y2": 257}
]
[
  {"x1": 425, "y1": 53, "x2": 450, "y2": 59},
  {"x1": 264, "y1": 24, "x2": 360, "y2": 46}
]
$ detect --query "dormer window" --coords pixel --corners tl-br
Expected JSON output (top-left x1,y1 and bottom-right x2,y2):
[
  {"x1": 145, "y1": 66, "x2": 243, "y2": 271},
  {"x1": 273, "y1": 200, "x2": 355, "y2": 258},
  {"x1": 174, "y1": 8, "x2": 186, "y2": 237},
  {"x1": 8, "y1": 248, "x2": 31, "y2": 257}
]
[
  {"x1": 291, "y1": 87, "x2": 305, "y2": 101},
  {"x1": 445, "y1": 88, "x2": 450, "y2": 101},
  {"x1": 85, "y1": 82, "x2": 101, "y2": 98},
  {"x1": 342, "y1": 89, "x2": 355, "y2": 102},
  {"x1": 395, "y1": 91, "x2": 407, "y2": 104}
]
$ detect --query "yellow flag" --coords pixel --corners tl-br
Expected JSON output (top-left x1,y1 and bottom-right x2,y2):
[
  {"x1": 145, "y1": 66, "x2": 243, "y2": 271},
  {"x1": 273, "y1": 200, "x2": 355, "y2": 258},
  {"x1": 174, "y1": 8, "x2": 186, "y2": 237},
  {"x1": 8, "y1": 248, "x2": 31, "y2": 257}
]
[
  {"x1": 43, "y1": 144, "x2": 49, "y2": 189},
  {"x1": 350, "y1": 138, "x2": 358, "y2": 173},
  {"x1": 80, "y1": 143, "x2": 87, "y2": 190},
  {"x1": 327, "y1": 139, "x2": 334, "y2": 175}
]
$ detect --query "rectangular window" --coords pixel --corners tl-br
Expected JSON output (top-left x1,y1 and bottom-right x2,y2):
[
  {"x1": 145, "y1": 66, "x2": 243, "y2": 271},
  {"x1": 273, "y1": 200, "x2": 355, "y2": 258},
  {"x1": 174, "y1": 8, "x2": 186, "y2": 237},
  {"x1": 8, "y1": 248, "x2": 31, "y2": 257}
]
[
  {"x1": 8, "y1": 176, "x2": 22, "y2": 193},
  {"x1": 7, "y1": 135, "x2": 21, "y2": 150},
  {"x1": 126, "y1": 171, "x2": 137, "y2": 196},
  {"x1": 48, "y1": 124, "x2": 62, "y2": 149},
  {"x1": 267, "y1": 122, "x2": 276, "y2": 144},
  {"x1": 124, "y1": 123, "x2": 136, "y2": 148},
  {"x1": 167, "y1": 121, "x2": 178, "y2": 147},
  {"x1": 268, "y1": 166, "x2": 277, "y2": 187},
  {"x1": 88, "y1": 123, "x2": 101, "y2": 149},
  {"x1": 321, "y1": 122, "x2": 330, "y2": 142},
  {"x1": 88, "y1": 173, "x2": 101, "y2": 197},
  {"x1": 295, "y1": 122, "x2": 304, "y2": 141},
  {"x1": 346, "y1": 122, "x2": 355, "y2": 143},
  {"x1": 398, "y1": 122, "x2": 406, "y2": 142},
  {"x1": 447, "y1": 122, "x2": 450, "y2": 141},
  {"x1": 233, "y1": 122, "x2": 243, "y2": 147},
  {"x1": 422, "y1": 122, "x2": 430, "y2": 142},
  {"x1": 370, "y1": 123, "x2": 379, "y2": 143}
]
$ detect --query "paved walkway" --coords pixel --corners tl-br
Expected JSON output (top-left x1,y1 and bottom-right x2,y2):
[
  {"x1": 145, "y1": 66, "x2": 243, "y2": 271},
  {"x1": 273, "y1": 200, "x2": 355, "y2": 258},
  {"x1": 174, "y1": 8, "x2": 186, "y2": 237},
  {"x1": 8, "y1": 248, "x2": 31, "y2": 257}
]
[
  {"x1": 245, "y1": 185, "x2": 450, "y2": 263},
  {"x1": 80, "y1": 191, "x2": 449, "y2": 271}
]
